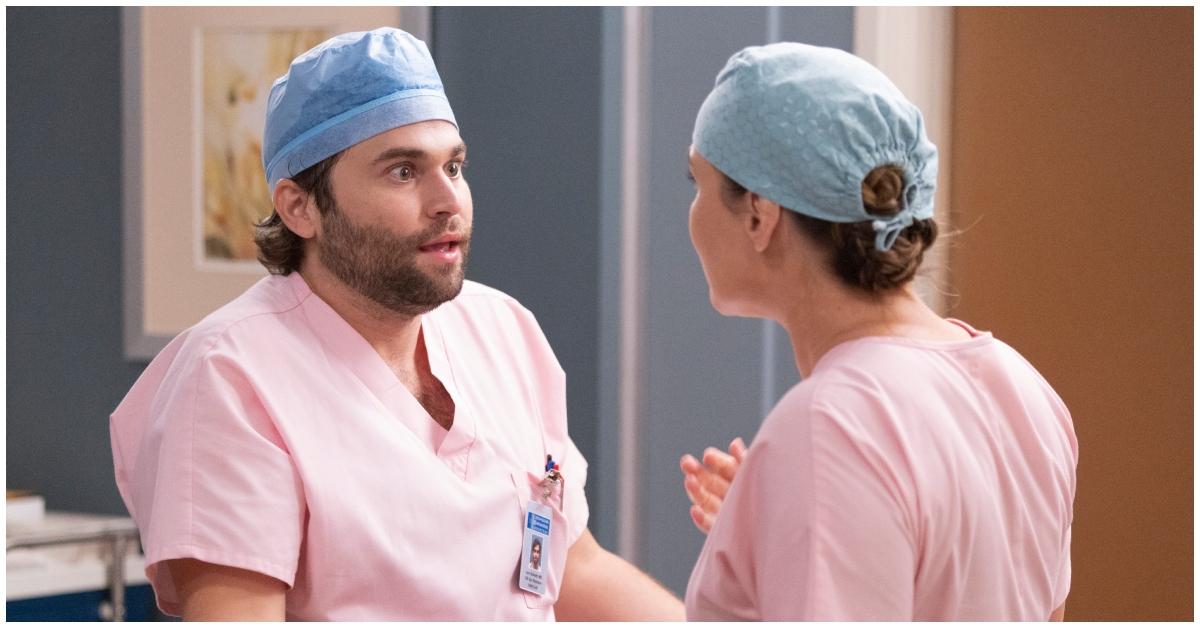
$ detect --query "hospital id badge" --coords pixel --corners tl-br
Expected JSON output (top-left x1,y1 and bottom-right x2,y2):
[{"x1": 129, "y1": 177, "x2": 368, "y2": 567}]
[{"x1": 518, "y1": 500, "x2": 552, "y2": 596}]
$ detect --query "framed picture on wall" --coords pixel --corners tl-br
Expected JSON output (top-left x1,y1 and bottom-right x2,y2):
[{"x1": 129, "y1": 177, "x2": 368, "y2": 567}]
[{"x1": 121, "y1": 6, "x2": 430, "y2": 359}]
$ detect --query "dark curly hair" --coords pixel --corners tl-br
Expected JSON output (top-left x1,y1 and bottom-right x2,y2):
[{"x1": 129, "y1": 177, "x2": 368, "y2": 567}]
[
  {"x1": 253, "y1": 152, "x2": 343, "y2": 275},
  {"x1": 719, "y1": 164, "x2": 938, "y2": 293}
]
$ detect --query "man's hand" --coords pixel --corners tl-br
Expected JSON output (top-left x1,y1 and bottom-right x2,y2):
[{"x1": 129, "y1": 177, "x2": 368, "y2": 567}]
[{"x1": 679, "y1": 437, "x2": 746, "y2": 534}]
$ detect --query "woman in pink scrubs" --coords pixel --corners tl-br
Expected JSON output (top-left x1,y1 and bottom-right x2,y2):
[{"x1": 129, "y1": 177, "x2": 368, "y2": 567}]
[{"x1": 679, "y1": 43, "x2": 1077, "y2": 621}]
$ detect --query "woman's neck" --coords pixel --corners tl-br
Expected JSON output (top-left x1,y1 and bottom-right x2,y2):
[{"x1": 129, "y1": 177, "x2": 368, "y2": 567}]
[{"x1": 776, "y1": 280, "x2": 962, "y2": 378}]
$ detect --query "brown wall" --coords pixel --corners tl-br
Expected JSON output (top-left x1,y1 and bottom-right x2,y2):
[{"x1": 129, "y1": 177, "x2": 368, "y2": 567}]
[{"x1": 950, "y1": 8, "x2": 1193, "y2": 621}]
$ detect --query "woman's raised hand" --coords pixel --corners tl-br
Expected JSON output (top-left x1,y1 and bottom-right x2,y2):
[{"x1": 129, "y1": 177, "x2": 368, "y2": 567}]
[{"x1": 679, "y1": 437, "x2": 747, "y2": 534}]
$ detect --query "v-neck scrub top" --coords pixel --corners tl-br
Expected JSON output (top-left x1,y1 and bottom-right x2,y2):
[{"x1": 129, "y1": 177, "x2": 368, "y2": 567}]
[
  {"x1": 685, "y1": 322, "x2": 1077, "y2": 621},
  {"x1": 110, "y1": 273, "x2": 589, "y2": 620}
]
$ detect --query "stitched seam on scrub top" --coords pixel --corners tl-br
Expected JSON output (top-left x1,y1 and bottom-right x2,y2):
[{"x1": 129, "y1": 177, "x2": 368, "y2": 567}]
[
  {"x1": 186, "y1": 334, "x2": 231, "y2": 549},
  {"x1": 205, "y1": 298, "x2": 309, "y2": 343},
  {"x1": 186, "y1": 348, "x2": 202, "y2": 547},
  {"x1": 149, "y1": 542, "x2": 295, "y2": 589},
  {"x1": 802, "y1": 389, "x2": 824, "y2": 619},
  {"x1": 432, "y1": 317, "x2": 477, "y2": 477}
]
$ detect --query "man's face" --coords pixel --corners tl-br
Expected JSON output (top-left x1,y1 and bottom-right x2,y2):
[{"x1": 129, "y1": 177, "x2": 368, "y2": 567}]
[
  {"x1": 530, "y1": 541, "x2": 542, "y2": 566},
  {"x1": 315, "y1": 120, "x2": 473, "y2": 316}
]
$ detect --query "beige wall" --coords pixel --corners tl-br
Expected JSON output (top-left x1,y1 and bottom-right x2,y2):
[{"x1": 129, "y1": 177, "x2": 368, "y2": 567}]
[{"x1": 950, "y1": 8, "x2": 1193, "y2": 620}]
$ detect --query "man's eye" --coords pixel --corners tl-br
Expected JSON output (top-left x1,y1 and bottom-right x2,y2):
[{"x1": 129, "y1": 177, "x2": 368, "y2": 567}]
[
  {"x1": 448, "y1": 161, "x2": 465, "y2": 178},
  {"x1": 391, "y1": 165, "x2": 414, "y2": 181}
]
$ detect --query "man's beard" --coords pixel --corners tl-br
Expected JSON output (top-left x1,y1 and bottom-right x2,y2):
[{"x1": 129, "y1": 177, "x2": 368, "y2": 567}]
[{"x1": 317, "y1": 206, "x2": 471, "y2": 317}]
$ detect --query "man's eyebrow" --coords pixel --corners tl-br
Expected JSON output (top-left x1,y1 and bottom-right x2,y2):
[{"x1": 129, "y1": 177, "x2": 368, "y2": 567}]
[{"x1": 372, "y1": 143, "x2": 467, "y2": 164}]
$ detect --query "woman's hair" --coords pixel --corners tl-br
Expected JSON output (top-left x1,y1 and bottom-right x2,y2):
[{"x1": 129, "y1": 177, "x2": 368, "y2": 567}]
[
  {"x1": 253, "y1": 152, "x2": 342, "y2": 276},
  {"x1": 719, "y1": 165, "x2": 937, "y2": 293}
]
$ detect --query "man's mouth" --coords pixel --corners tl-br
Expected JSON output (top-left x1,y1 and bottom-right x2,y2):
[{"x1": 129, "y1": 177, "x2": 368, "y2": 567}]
[
  {"x1": 417, "y1": 234, "x2": 466, "y2": 261},
  {"x1": 418, "y1": 240, "x2": 460, "y2": 253}
]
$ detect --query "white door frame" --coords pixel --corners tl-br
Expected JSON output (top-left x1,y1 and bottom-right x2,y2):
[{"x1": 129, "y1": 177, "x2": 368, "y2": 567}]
[{"x1": 855, "y1": 7, "x2": 956, "y2": 314}]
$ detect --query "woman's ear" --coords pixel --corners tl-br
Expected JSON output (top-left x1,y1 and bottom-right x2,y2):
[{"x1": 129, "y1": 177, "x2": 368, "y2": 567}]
[
  {"x1": 272, "y1": 179, "x2": 319, "y2": 239},
  {"x1": 744, "y1": 192, "x2": 782, "y2": 253}
]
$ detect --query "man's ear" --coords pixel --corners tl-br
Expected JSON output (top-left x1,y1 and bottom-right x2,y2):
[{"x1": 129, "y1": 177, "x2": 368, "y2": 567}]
[
  {"x1": 272, "y1": 179, "x2": 319, "y2": 239},
  {"x1": 745, "y1": 192, "x2": 782, "y2": 253}
]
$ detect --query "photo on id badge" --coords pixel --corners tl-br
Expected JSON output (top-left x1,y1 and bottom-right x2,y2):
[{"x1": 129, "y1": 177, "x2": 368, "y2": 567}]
[
  {"x1": 519, "y1": 500, "x2": 552, "y2": 595},
  {"x1": 528, "y1": 535, "x2": 543, "y2": 571}
]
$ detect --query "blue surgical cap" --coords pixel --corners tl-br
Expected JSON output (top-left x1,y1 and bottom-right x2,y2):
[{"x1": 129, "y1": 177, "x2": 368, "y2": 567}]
[
  {"x1": 262, "y1": 28, "x2": 457, "y2": 192},
  {"x1": 693, "y1": 43, "x2": 938, "y2": 251}
]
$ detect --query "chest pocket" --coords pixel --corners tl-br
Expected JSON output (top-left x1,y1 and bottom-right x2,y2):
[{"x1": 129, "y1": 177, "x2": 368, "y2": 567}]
[{"x1": 510, "y1": 470, "x2": 571, "y2": 610}]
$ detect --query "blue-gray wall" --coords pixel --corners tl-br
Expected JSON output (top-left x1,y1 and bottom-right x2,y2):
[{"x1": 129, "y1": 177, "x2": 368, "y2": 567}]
[
  {"x1": 7, "y1": 7, "x2": 145, "y2": 515},
  {"x1": 626, "y1": 6, "x2": 854, "y2": 595}
]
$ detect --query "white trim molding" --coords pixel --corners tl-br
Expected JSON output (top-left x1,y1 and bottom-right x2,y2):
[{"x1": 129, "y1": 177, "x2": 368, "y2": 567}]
[
  {"x1": 854, "y1": 7, "x2": 955, "y2": 314},
  {"x1": 616, "y1": 5, "x2": 650, "y2": 563}
]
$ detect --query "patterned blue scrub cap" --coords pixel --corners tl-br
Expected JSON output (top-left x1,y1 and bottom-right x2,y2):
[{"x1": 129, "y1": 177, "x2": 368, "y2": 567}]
[
  {"x1": 262, "y1": 27, "x2": 457, "y2": 193},
  {"x1": 693, "y1": 43, "x2": 938, "y2": 251}
]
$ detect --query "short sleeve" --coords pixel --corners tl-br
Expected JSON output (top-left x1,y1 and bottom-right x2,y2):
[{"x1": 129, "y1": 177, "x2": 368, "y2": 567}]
[
  {"x1": 686, "y1": 393, "x2": 917, "y2": 621},
  {"x1": 792, "y1": 404, "x2": 917, "y2": 619},
  {"x1": 559, "y1": 432, "x2": 590, "y2": 545},
  {"x1": 127, "y1": 348, "x2": 305, "y2": 615}
]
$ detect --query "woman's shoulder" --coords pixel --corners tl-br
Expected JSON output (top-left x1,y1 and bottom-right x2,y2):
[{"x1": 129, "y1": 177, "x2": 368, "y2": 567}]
[
  {"x1": 798, "y1": 340, "x2": 937, "y2": 402},
  {"x1": 764, "y1": 340, "x2": 973, "y2": 437},
  {"x1": 769, "y1": 332, "x2": 1069, "y2": 441},
  {"x1": 763, "y1": 365, "x2": 887, "y2": 440}
]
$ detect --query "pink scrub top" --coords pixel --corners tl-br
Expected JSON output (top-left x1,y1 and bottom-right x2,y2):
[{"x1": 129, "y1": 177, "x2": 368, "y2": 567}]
[
  {"x1": 686, "y1": 321, "x2": 1077, "y2": 621},
  {"x1": 110, "y1": 273, "x2": 589, "y2": 620}
]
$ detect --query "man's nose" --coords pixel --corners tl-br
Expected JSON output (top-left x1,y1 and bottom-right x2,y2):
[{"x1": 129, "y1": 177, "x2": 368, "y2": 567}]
[{"x1": 423, "y1": 169, "x2": 464, "y2": 218}]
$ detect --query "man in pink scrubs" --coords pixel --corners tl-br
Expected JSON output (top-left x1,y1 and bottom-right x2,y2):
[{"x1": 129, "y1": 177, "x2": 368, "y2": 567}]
[{"x1": 109, "y1": 28, "x2": 683, "y2": 621}]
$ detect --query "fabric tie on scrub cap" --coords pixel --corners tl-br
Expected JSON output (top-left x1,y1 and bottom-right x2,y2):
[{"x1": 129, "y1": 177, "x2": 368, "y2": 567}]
[
  {"x1": 692, "y1": 43, "x2": 939, "y2": 251},
  {"x1": 262, "y1": 27, "x2": 457, "y2": 193}
]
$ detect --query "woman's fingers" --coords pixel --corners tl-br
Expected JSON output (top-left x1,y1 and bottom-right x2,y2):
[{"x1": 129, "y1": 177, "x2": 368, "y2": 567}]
[
  {"x1": 702, "y1": 447, "x2": 741, "y2": 484},
  {"x1": 681, "y1": 455, "x2": 709, "y2": 504},
  {"x1": 688, "y1": 452, "x2": 734, "y2": 503},
  {"x1": 681, "y1": 441, "x2": 745, "y2": 533},
  {"x1": 689, "y1": 504, "x2": 716, "y2": 534},
  {"x1": 729, "y1": 437, "x2": 747, "y2": 463},
  {"x1": 695, "y1": 464, "x2": 732, "y2": 502},
  {"x1": 683, "y1": 472, "x2": 706, "y2": 506},
  {"x1": 684, "y1": 471, "x2": 724, "y2": 515}
]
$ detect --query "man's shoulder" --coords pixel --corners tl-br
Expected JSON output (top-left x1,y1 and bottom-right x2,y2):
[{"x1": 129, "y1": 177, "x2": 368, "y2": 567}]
[
  {"x1": 111, "y1": 275, "x2": 306, "y2": 432},
  {"x1": 176, "y1": 274, "x2": 309, "y2": 356}
]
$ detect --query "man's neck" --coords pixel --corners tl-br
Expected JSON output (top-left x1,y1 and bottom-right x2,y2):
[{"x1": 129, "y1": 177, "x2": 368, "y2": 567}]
[
  {"x1": 297, "y1": 263, "x2": 423, "y2": 374},
  {"x1": 297, "y1": 263, "x2": 456, "y2": 432}
]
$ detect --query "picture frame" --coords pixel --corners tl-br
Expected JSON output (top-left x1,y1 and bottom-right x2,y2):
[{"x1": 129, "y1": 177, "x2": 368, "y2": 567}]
[{"x1": 121, "y1": 6, "x2": 430, "y2": 359}]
